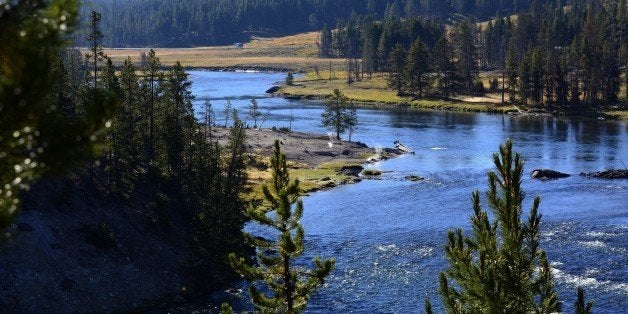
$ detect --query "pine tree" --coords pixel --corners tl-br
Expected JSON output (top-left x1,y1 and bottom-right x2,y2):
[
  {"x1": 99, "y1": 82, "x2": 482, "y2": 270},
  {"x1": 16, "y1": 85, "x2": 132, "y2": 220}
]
[
  {"x1": 319, "y1": 24, "x2": 333, "y2": 57},
  {"x1": 428, "y1": 140, "x2": 563, "y2": 313},
  {"x1": 575, "y1": 287, "x2": 594, "y2": 314},
  {"x1": 405, "y1": 38, "x2": 430, "y2": 98},
  {"x1": 505, "y1": 45, "x2": 519, "y2": 102},
  {"x1": 361, "y1": 18, "x2": 379, "y2": 78},
  {"x1": 162, "y1": 61, "x2": 194, "y2": 178},
  {"x1": 228, "y1": 140, "x2": 335, "y2": 313},
  {"x1": 530, "y1": 48, "x2": 543, "y2": 104},
  {"x1": 519, "y1": 53, "x2": 532, "y2": 105},
  {"x1": 388, "y1": 43, "x2": 406, "y2": 96},
  {"x1": 115, "y1": 57, "x2": 141, "y2": 193},
  {"x1": 322, "y1": 89, "x2": 355, "y2": 140},
  {"x1": 434, "y1": 35, "x2": 461, "y2": 99},
  {"x1": 142, "y1": 49, "x2": 162, "y2": 162},
  {"x1": 454, "y1": 20, "x2": 479, "y2": 94},
  {"x1": 248, "y1": 98, "x2": 262, "y2": 128},
  {"x1": 85, "y1": 10, "x2": 106, "y2": 90},
  {"x1": 223, "y1": 100, "x2": 233, "y2": 127}
]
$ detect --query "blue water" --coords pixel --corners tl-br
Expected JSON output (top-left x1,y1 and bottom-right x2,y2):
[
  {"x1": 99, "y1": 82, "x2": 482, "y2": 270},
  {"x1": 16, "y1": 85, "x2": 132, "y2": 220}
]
[{"x1": 187, "y1": 70, "x2": 628, "y2": 313}]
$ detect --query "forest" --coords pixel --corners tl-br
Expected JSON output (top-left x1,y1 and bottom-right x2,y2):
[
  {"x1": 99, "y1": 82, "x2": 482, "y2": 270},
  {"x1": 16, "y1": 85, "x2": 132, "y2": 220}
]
[
  {"x1": 82, "y1": 0, "x2": 562, "y2": 47},
  {"x1": 319, "y1": 0, "x2": 626, "y2": 111}
]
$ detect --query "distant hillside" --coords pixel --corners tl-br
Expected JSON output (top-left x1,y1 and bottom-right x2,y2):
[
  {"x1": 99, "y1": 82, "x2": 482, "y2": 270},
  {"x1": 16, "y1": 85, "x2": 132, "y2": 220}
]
[{"x1": 79, "y1": 0, "x2": 554, "y2": 47}]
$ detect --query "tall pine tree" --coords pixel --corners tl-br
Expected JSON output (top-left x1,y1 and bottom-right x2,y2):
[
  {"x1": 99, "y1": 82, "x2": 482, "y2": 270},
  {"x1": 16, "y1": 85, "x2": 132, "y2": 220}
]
[
  {"x1": 427, "y1": 140, "x2": 563, "y2": 313},
  {"x1": 228, "y1": 140, "x2": 335, "y2": 313}
]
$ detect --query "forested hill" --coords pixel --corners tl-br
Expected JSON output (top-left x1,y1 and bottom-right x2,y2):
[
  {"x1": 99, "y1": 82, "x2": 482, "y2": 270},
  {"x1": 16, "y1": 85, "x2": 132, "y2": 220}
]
[{"x1": 80, "y1": 0, "x2": 557, "y2": 47}]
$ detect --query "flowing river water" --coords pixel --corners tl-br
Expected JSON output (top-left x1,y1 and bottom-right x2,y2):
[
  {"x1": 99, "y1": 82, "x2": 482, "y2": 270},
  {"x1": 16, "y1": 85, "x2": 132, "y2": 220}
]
[{"x1": 186, "y1": 70, "x2": 627, "y2": 313}]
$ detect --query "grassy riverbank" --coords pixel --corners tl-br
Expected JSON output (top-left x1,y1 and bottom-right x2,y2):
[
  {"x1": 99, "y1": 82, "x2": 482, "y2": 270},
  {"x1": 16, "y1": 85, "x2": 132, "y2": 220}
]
[
  {"x1": 281, "y1": 71, "x2": 520, "y2": 114},
  {"x1": 280, "y1": 70, "x2": 628, "y2": 120}
]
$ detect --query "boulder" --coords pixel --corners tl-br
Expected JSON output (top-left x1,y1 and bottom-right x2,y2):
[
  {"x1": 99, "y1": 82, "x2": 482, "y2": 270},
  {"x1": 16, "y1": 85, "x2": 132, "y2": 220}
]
[
  {"x1": 530, "y1": 169, "x2": 570, "y2": 180},
  {"x1": 580, "y1": 169, "x2": 628, "y2": 179},
  {"x1": 265, "y1": 86, "x2": 280, "y2": 93},
  {"x1": 405, "y1": 175, "x2": 424, "y2": 182}
]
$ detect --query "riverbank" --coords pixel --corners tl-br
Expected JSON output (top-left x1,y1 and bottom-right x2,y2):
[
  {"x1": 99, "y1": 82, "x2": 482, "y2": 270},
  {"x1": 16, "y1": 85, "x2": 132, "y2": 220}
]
[
  {"x1": 277, "y1": 71, "x2": 628, "y2": 120},
  {"x1": 210, "y1": 127, "x2": 402, "y2": 196}
]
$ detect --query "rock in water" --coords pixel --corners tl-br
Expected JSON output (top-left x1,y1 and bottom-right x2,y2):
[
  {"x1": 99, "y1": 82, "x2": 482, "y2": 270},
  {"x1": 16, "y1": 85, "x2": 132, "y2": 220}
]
[
  {"x1": 405, "y1": 175, "x2": 424, "y2": 182},
  {"x1": 580, "y1": 169, "x2": 628, "y2": 179},
  {"x1": 265, "y1": 86, "x2": 280, "y2": 93},
  {"x1": 530, "y1": 169, "x2": 570, "y2": 180}
]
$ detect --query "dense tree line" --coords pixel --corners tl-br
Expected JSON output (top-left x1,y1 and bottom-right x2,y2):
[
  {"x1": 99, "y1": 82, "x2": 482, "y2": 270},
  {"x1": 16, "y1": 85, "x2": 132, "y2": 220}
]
[
  {"x1": 488, "y1": 0, "x2": 627, "y2": 108},
  {"x1": 321, "y1": 0, "x2": 626, "y2": 110},
  {"x1": 80, "y1": 0, "x2": 558, "y2": 47},
  {"x1": 53, "y1": 12, "x2": 251, "y2": 290}
]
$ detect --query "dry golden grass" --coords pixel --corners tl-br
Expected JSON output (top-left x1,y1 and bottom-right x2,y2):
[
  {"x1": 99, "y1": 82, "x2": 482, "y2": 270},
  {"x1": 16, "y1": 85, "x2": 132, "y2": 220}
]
[{"x1": 104, "y1": 32, "x2": 347, "y2": 71}]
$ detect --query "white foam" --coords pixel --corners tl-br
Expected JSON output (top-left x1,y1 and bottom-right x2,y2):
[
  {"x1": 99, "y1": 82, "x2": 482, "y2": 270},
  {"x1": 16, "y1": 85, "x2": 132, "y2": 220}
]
[
  {"x1": 585, "y1": 231, "x2": 620, "y2": 238},
  {"x1": 578, "y1": 240, "x2": 607, "y2": 248},
  {"x1": 552, "y1": 268, "x2": 628, "y2": 294},
  {"x1": 377, "y1": 244, "x2": 397, "y2": 252}
]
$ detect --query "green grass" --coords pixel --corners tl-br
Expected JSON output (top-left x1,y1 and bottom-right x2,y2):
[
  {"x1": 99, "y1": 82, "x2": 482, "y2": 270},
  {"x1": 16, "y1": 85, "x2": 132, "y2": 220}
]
[
  {"x1": 245, "y1": 159, "x2": 363, "y2": 202},
  {"x1": 282, "y1": 71, "x2": 519, "y2": 114},
  {"x1": 603, "y1": 110, "x2": 628, "y2": 121}
]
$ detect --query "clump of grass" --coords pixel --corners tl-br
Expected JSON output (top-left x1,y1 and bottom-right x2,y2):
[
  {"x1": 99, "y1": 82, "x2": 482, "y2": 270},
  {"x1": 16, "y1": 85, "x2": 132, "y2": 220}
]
[{"x1": 362, "y1": 169, "x2": 382, "y2": 176}]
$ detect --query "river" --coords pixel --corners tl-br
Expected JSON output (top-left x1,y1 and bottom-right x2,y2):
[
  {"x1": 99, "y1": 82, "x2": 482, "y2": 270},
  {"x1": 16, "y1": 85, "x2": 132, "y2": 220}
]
[{"x1": 187, "y1": 70, "x2": 628, "y2": 313}]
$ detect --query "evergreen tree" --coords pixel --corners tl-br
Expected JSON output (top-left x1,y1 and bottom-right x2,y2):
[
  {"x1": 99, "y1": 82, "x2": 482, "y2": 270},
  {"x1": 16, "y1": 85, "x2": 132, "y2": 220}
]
[
  {"x1": 519, "y1": 53, "x2": 532, "y2": 105},
  {"x1": 228, "y1": 140, "x2": 335, "y2": 313},
  {"x1": 162, "y1": 61, "x2": 194, "y2": 178},
  {"x1": 248, "y1": 98, "x2": 262, "y2": 128},
  {"x1": 319, "y1": 24, "x2": 333, "y2": 57},
  {"x1": 115, "y1": 57, "x2": 141, "y2": 193},
  {"x1": 433, "y1": 35, "x2": 461, "y2": 99},
  {"x1": 223, "y1": 100, "x2": 233, "y2": 127},
  {"x1": 321, "y1": 89, "x2": 355, "y2": 140},
  {"x1": 85, "y1": 10, "x2": 106, "y2": 90},
  {"x1": 454, "y1": 20, "x2": 479, "y2": 94},
  {"x1": 427, "y1": 140, "x2": 564, "y2": 313},
  {"x1": 575, "y1": 287, "x2": 594, "y2": 314},
  {"x1": 360, "y1": 17, "x2": 380, "y2": 78},
  {"x1": 388, "y1": 43, "x2": 406, "y2": 96},
  {"x1": 405, "y1": 37, "x2": 430, "y2": 98},
  {"x1": 141, "y1": 49, "x2": 162, "y2": 162},
  {"x1": 530, "y1": 48, "x2": 543, "y2": 104}
]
